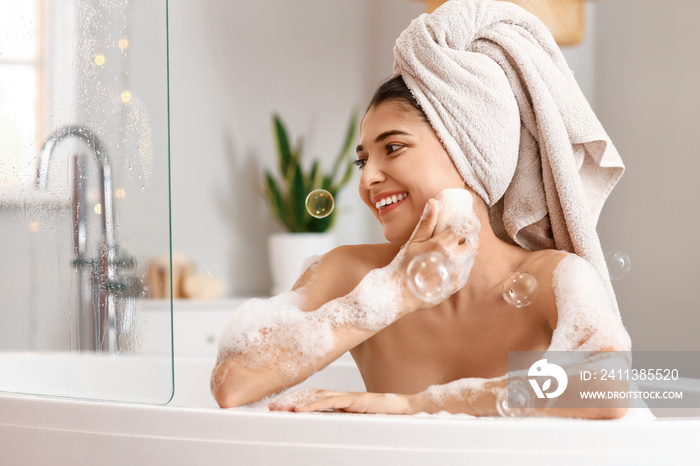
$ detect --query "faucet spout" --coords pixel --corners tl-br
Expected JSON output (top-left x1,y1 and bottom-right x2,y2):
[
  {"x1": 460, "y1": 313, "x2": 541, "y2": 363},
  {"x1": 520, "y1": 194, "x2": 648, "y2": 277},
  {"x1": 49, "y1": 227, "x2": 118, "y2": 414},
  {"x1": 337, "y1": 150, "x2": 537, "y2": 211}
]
[
  {"x1": 38, "y1": 126, "x2": 104, "y2": 187},
  {"x1": 37, "y1": 126, "x2": 116, "y2": 249},
  {"x1": 37, "y1": 125, "x2": 120, "y2": 353}
]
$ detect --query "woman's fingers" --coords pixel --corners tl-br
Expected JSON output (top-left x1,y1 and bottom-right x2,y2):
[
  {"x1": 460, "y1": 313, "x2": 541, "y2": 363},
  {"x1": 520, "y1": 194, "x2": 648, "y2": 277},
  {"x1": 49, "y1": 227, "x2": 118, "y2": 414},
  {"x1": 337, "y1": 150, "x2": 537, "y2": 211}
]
[
  {"x1": 408, "y1": 199, "x2": 439, "y2": 243},
  {"x1": 288, "y1": 392, "x2": 412, "y2": 414},
  {"x1": 269, "y1": 388, "x2": 336, "y2": 411},
  {"x1": 269, "y1": 390, "x2": 413, "y2": 414},
  {"x1": 292, "y1": 394, "x2": 357, "y2": 413},
  {"x1": 429, "y1": 227, "x2": 478, "y2": 254}
]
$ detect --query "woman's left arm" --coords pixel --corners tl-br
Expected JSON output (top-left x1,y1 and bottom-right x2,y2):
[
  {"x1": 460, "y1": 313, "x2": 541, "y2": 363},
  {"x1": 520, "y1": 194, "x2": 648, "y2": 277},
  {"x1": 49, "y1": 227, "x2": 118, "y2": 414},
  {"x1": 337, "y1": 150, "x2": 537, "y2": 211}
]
[
  {"x1": 272, "y1": 254, "x2": 631, "y2": 419},
  {"x1": 270, "y1": 367, "x2": 627, "y2": 419}
]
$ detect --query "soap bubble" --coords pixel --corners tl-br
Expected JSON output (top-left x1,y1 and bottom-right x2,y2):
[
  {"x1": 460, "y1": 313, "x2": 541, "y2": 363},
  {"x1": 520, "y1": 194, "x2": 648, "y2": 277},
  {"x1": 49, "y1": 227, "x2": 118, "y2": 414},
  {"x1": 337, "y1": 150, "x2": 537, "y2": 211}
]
[
  {"x1": 502, "y1": 271, "x2": 538, "y2": 308},
  {"x1": 605, "y1": 250, "x2": 631, "y2": 280},
  {"x1": 406, "y1": 252, "x2": 451, "y2": 304},
  {"x1": 496, "y1": 380, "x2": 532, "y2": 418},
  {"x1": 305, "y1": 189, "x2": 334, "y2": 219}
]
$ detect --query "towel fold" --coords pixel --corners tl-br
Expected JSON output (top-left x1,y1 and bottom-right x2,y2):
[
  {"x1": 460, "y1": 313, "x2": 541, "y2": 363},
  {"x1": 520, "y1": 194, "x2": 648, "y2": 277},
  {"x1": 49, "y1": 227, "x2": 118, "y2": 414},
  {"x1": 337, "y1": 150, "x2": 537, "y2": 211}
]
[{"x1": 393, "y1": 0, "x2": 623, "y2": 318}]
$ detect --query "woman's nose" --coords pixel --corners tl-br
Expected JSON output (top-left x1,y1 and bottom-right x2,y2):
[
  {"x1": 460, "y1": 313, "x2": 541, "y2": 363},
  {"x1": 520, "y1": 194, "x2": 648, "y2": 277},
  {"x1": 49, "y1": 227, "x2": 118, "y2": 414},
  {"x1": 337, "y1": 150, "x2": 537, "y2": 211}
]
[{"x1": 359, "y1": 158, "x2": 384, "y2": 190}]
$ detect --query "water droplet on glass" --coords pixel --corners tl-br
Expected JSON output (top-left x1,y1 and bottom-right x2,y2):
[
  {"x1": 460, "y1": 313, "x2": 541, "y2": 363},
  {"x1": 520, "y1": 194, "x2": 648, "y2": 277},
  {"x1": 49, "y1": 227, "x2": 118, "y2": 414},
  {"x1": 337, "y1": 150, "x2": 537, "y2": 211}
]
[
  {"x1": 502, "y1": 271, "x2": 538, "y2": 308},
  {"x1": 406, "y1": 252, "x2": 451, "y2": 304},
  {"x1": 496, "y1": 381, "x2": 531, "y2": 418},
  {"x1": 605, "y1": 250, "x2": 631, "y2": 280},
  {"x1": 305, "y1": 189, "x2": 334, "y2": 219}
]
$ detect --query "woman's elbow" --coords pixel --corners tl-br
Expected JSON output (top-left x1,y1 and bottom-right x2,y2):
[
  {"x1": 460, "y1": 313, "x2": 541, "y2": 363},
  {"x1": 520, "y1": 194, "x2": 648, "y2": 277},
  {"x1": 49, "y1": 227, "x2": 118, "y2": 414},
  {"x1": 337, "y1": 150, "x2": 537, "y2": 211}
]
[
  {"x1": 211, "y1": 359, "x2": 283, "y2": 408},
  {"x1": 211, "y1": 360, "x2": 244, "y2": 408}
]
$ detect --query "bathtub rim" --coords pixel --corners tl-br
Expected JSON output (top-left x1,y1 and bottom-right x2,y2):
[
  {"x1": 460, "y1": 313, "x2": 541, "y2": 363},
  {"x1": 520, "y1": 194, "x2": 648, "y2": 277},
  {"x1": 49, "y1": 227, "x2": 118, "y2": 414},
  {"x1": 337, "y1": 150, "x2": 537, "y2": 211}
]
[{"x1": 2, "y1": 386, "x2": 700, "y2": 454}]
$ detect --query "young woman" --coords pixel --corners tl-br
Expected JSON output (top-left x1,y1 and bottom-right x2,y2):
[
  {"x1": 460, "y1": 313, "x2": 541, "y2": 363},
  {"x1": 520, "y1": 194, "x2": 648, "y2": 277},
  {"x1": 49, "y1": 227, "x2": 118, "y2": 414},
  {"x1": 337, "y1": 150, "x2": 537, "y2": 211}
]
[
  {"x1": 212, "y1": 0, "x2": 632, "y2": 418},
  {"x1": 212, "y1": 76, "x2": 630, "y2": 418}
]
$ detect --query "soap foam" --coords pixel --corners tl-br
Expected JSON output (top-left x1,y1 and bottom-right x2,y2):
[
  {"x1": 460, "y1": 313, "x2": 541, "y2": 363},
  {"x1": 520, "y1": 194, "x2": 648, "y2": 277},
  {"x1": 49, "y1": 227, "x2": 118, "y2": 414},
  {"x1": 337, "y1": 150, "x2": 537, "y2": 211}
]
[
  {"x1": 216, "y1": 261, "x2": 404, "y2": 383},
  {"x1": 549, "y1": 254, "x2": 631, "y2": 351},
  {"x1": 217, "y1": 291, "x2": 335, "y2": 381},
  {"x1": 433, "y1": 189, "x2": 482, "y2": 293},
  {"x1": 434, "y1": 188, "x2": 481, "y2": 239},
  {"x1": 271, "y1": 387, "x2": 323, "y2": 409},
  {"x1": 415, "y1": 254, "x2": 631, "y2": 414},
  {"x1": 331, "y1": 268, "x2": 403, "y2": 331},
  {"x1": 423, "y1": 374, "x2": 506, "y2": 406}
]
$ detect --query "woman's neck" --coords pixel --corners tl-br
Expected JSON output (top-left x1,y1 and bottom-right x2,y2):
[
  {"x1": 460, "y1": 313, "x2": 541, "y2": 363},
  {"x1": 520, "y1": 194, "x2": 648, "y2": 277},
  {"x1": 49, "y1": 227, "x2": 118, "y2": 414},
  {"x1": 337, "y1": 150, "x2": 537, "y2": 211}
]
[{"x1": 461, "y1": 227, "x2": 531, "y2": 299}]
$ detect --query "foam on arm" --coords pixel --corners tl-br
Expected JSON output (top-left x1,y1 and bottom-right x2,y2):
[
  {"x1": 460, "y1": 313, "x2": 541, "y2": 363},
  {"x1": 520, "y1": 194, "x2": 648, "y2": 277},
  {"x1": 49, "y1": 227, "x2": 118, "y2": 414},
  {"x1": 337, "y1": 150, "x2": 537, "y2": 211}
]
[
  {"x1": 409, "y1": 254, "x2": 631, "y2": 418},
  {"x1": 548, "y1": 254, "x2": 631, "y2": 351},
  {"x1": 212, "y1": 261, "x2": 405, "y2": 407}
]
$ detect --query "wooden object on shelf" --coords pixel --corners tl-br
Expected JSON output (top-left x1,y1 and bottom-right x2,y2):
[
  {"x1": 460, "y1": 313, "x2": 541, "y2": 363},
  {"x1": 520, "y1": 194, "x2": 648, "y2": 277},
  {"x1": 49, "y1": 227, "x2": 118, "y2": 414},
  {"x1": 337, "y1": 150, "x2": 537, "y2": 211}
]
[{"x1": 412, "y1": 0, "x2": 591, "y2": 46}]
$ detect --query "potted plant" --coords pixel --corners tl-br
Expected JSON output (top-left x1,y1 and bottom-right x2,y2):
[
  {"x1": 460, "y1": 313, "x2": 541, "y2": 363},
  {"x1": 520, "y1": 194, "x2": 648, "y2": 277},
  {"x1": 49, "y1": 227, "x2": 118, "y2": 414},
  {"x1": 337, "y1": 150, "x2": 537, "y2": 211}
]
[{"x1": 264, "y1": 112, "x2": 357, "y2": 294}]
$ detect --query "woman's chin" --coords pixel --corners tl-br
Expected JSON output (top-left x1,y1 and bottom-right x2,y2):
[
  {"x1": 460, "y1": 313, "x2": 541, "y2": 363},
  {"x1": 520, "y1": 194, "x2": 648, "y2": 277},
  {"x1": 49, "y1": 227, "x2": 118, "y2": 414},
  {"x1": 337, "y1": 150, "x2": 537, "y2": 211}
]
[{"x1": 383, "y1": 228, "x2": 411, "y2": 245}]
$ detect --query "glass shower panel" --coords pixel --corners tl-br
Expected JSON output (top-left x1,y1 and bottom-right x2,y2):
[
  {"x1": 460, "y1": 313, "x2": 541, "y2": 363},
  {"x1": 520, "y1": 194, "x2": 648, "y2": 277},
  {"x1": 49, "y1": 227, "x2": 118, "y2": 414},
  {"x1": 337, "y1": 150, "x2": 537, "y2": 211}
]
[{"x1": 0, "y1": 0, "x2": 173, "y2": 403}]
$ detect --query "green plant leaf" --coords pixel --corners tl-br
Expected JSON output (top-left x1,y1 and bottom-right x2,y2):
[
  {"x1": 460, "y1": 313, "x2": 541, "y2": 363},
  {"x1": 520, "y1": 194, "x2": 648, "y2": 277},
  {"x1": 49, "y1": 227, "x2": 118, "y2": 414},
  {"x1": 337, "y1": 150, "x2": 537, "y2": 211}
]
[
  {"x1": 264, "y1": 171, "x2": 290, "y2": 230},
  {"x1": 263, "y1": 111, "x2": 357, "y2": 234},
  {"x1": 309, "y1": 160, "x2": 325, "y2": 194},
  {"x1": 308, "y1": 212, "x2": 333, "y2": 232},
  {"x1": 273, "y1": 115, "x2": 292, "y2": 176},
  {"x1": 320, "y1": 174, "x2": 332, "y2": 191},
  {"x1": 296, "y1": 136, "x2": 305, "y2": 164},
  {"x1": 290, "y1": 163, "x2": 306, "y2": 232},
  {"x1": 329, "y1": 112, "x2": 357, "y2": 184},
  {"x1": 283, "y1": 152, "x2": 299, "y2": 191}
]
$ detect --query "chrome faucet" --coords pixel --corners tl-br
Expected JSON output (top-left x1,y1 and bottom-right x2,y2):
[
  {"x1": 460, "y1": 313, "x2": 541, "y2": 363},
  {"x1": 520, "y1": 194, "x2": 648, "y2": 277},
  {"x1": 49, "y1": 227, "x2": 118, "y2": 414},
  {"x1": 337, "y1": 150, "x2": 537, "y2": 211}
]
[{"x1": 37, "y1": 125, "x2": 134, "y2": 353}]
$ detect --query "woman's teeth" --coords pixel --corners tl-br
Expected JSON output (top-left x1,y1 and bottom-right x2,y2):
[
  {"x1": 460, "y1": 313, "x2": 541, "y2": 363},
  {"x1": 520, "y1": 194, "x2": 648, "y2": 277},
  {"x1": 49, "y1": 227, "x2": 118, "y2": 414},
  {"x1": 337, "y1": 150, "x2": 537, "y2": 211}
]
[{"x1": 376, "y1": 192, "x2": 408, "y2": 210}]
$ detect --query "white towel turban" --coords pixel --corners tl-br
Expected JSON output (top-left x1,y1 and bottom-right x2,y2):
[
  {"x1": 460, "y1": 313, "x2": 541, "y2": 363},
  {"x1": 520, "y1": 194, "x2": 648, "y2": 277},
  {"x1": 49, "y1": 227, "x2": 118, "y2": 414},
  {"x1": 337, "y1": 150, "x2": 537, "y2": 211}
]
[{"x1": 393, "y1": 0, "x2": 625, "y2": 316}]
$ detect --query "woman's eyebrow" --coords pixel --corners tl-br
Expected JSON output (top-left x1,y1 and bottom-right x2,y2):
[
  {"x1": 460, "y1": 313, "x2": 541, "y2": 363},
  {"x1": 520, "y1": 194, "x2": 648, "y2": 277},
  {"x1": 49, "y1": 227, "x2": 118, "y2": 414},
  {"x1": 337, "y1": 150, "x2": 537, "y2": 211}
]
[
  {"x1": 356, "y1": 130, "x2": 412, "y2": 153},
  {"x1": 375, "y1": 129, "x2": 411, "y2": 143}
]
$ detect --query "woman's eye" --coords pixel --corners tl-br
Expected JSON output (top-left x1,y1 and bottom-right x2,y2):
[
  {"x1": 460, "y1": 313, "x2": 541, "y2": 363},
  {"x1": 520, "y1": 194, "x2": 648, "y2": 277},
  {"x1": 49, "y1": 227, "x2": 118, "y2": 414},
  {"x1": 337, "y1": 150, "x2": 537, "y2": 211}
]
[
  {"x1": 353, "y1": 158, "x2": 367, "y2": 170},
  {"x1": 386, "y1": 144, "x2": 402, "y2": 154}
]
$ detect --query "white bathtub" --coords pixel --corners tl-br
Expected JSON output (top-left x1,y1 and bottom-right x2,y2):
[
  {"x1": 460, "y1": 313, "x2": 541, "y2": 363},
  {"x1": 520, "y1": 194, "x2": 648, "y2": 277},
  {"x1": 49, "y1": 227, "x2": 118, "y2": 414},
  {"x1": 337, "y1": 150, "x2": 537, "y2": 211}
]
[{"x1": 1, "y1": 301, "x2": 698, "y2": 465}]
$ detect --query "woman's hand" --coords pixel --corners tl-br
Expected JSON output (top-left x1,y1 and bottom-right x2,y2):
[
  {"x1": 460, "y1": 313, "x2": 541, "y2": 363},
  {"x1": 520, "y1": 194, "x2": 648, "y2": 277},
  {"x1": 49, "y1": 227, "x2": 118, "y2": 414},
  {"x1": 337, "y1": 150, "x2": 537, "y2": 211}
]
[
  {"x1": 268, "y1": 388, "x2": 419, "y2": 415},
  {"x1": 394, "y1": 199, "x2": 481, "y2": 312}
]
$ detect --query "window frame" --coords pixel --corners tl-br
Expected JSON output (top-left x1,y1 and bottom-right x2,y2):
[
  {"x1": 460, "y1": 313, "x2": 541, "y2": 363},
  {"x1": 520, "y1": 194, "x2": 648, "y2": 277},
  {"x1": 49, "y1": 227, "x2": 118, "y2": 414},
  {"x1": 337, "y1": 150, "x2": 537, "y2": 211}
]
[{"x1": 0, "y1": 0, "x2": 45, "y2": 186}]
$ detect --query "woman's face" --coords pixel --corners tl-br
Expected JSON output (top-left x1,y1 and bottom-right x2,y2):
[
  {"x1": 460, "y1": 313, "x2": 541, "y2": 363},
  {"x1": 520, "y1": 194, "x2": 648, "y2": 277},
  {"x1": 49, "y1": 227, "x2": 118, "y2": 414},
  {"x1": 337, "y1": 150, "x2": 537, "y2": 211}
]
[{"x1": 356, "y1": 101, "x2": 467, "y2": 243}]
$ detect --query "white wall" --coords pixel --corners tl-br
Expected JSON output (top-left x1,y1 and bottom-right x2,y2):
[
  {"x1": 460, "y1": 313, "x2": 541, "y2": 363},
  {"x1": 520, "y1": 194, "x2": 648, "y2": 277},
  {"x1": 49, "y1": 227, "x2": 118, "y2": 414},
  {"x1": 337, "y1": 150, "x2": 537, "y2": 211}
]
[
  {"x1": 168, "y1": 0, "x2": 423, "y2": 296},
  {"x1": 5, "y1": 0, "x2": 691, "y2": 352},
  {"x1": 167, "y1": 0, "x2": 601, "y2": 298},
  {"x1": 594, "y1": 0, "x2": 700, "y2": 350},
  {"x1": 171, "y1": 0, "x2": 700, "y2": 351}
]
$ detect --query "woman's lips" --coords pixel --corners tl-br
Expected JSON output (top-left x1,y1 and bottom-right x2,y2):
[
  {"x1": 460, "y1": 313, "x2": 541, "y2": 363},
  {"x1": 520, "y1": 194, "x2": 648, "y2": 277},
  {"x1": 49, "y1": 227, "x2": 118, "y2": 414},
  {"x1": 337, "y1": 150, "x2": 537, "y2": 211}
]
[{"x1": 374, "y1": 192, "x2": 408, "y2": 215}]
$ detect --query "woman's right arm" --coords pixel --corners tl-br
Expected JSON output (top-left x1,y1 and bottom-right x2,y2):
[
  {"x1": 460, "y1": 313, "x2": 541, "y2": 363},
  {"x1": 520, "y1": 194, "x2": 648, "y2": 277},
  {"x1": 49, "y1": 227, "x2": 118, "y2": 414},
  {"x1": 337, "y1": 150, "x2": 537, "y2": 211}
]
[
  {"x1": 210, "y1": 246, "x2": 403, "y2": 408},
  {"x1": 211, "y1": 199, "x2": 477, "y2": 408}
]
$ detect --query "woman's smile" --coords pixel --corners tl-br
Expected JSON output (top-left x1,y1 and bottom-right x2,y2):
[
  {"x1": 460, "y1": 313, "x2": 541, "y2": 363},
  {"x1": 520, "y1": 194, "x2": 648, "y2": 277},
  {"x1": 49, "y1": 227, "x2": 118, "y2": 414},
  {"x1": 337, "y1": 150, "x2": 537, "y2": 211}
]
[{"x1": 374, "y1": 191, "x2": 409, "y2": 215}]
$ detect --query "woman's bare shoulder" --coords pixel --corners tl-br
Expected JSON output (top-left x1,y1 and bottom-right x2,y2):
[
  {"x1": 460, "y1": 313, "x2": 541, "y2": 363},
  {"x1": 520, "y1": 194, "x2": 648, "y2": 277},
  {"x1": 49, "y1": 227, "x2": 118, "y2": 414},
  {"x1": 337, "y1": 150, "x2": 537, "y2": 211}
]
[
  {"x1": 518, "y1": 249, "x2": 569, "y2": 331},
  {"x1": 527, "y1": 250, "x2": 630, "y2": 351},
  {"x1": 322, "y1": 243, "x2": 400, "y2": 276},
  {"x1": 293, "y1": 243, "x2": 401, "y2": 311},
  {"x1": 524, "y1": 248, "x2": 569, "y2": 270}
]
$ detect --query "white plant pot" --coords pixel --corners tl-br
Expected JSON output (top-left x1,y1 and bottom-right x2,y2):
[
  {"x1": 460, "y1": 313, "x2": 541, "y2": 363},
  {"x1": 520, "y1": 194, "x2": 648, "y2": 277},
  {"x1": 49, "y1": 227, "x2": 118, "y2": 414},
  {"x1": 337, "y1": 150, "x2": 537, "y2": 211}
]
[{"x1": 268, "y1": 232, "x2": 335, "y2": 296}]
